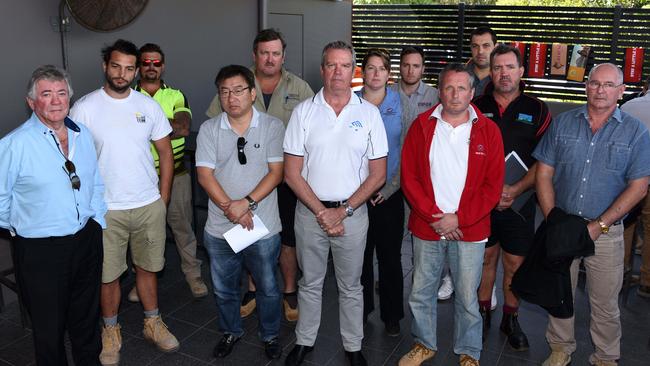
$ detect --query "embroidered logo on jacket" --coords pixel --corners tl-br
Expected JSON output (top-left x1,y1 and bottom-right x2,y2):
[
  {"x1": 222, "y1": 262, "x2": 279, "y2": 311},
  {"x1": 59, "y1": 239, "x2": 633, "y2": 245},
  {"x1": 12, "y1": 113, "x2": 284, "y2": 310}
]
[{"x1": 475, "y1": 144, "x2": 486, "y2": 156}]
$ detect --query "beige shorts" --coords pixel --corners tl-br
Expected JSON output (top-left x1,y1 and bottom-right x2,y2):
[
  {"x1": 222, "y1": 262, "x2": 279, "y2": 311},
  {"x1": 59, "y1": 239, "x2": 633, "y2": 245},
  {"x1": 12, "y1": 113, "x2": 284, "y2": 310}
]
[{"x1": 102, "y1": 198, "x2": 167, "y2": 283}]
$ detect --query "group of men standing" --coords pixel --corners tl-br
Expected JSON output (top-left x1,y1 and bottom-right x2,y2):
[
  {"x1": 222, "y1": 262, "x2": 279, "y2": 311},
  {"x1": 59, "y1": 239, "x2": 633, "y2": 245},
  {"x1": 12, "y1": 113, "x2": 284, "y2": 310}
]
[{"x1": 1, "y1": 25, "x2": 648, "y2": 366}]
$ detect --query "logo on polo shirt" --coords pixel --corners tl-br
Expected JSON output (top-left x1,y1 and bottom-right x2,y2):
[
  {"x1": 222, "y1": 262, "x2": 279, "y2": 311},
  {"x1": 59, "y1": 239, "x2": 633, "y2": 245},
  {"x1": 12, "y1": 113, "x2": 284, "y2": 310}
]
[
  {"x1": 135, "y1": 112, "x2": 146, "y2": 123},
  {"x1": 516, "y1": 113, "x2": 533, "y2": 125},
  {"x1": 384, "y1": 107, "x2": 397, "y2": 116},
  {"x1": 418, "y1": 102, "x2": 432, "y2": 107},
  {"x1": 349, "y1": 120, "x2": 363, "y2": 131}
]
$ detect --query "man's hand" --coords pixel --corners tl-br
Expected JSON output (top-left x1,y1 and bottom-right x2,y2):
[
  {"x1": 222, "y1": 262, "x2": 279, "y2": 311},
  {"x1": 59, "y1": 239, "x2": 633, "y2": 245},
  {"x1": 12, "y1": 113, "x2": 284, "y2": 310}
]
[
  {"x1": 316, "y1": 207, "x2": 345, "y2": 231},
  {"x1": 326, "y1": 222, "x2": 345, "y2": 237},
  {"x1": 496, "y1": 184, "x2": 519, "y2": 211},
  {"x1": 225, "y1": 199, "x2": 250, "y2": 224},
  {"x1": 370, "y1": 192, "x2": 385, "y2": 206},
  {"x1": 431, "y1": 213, "x2": 460, "y2": 237},
  {"x1": 587, "y1": 220, "x2": 602, "y2": 241},
  {"x1": 443, "y1": 228, "x2": 464, "y2": 241},
  {"x1": 161, "y1": 192, "x2": 170, "y2": 207},
  {"x1": 238, "y1": 211, "x2": 254, "y2": 231}
]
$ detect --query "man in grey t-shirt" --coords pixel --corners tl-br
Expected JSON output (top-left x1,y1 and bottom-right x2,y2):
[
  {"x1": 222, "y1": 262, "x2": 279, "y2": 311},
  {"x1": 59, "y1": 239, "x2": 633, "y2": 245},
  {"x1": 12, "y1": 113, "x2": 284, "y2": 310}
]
[{"x1": 196, "y1": 65, "x2": 285, "y2": 360}]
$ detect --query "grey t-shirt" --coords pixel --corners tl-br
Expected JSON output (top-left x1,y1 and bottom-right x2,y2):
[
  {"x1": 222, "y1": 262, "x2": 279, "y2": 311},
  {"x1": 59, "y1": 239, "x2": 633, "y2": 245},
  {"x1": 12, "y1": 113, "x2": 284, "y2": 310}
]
[
  {"x1": 196, "y1": 108, "x2": 285, "y2": 239},
  {"x1": 390, "y1": 81, "x2": 439, "y2": 141}
]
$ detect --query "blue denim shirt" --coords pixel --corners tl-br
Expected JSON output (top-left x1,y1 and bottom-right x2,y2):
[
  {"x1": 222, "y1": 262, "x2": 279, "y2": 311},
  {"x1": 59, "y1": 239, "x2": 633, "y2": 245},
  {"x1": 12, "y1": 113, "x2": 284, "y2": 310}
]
[
  {"x1": 0, "y1": 114, "x2": 107, "y2": 238},
  {"x1": 533, "y1": 105, "x2": 650, "y2": 219}
]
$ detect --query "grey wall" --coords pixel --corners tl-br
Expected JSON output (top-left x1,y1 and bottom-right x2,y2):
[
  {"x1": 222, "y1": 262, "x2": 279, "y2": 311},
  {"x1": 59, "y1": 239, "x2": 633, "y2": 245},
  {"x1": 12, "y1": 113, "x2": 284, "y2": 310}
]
[{"x1": 0, "y1": 0, "x2": 352, "y2": 136}]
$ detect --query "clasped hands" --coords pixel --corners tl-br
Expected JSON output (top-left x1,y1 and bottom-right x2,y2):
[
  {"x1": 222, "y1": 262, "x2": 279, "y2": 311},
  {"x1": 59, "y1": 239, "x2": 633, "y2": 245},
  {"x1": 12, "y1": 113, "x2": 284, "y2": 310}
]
[
  {"x1": 219, "y1": 199, "x2": 254, "y2": 230},
  {"x1": 430, "y1": 213, "x2": 463, "y2": 240},
  {"x1": 316, "y1": 207, "x2": 346, "y2": 237}
]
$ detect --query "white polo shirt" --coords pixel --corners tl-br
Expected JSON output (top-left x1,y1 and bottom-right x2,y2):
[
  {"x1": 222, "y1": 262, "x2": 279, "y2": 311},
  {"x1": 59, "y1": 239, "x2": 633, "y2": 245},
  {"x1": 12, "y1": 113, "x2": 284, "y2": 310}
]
[
  {"x1": 429, "y1": 104, "x2": 478, "y2": 214},
  {"x1": 283, "y1": 88, "x2": 388, "y2": 201}
]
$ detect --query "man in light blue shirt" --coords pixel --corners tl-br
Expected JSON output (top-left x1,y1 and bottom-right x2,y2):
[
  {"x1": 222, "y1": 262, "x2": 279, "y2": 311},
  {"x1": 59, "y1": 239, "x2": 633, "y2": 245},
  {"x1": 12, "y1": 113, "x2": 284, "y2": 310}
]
[{"x1": 0, "y1": 65, "x2": 106, "y2": 365}]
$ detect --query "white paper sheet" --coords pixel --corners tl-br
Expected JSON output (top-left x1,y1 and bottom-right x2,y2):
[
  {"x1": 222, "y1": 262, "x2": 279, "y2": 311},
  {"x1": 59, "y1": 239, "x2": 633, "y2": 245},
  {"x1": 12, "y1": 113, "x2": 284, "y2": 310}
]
[{"x1": 223, "y1": 215, "x2": 270, "y2": 253}]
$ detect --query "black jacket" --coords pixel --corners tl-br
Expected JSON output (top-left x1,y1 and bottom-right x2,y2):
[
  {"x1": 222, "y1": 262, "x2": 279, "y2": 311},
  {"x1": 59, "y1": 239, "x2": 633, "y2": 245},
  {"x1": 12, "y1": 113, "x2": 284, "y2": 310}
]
[{"x1": 511, "y1": 207, "x2": 594, "y2": 318}]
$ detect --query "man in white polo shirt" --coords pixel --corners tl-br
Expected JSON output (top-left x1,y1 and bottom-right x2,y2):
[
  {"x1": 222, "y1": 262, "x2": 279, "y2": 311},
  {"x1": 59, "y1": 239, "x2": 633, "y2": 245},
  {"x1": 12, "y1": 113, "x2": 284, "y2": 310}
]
[
  {"x1": 283, "y1": 41, "x2": 388, "y2": 366},
  {"x1": 70, "y1": 39, "x2": 179, "y2": 365},
  {"x1": 399, "y1": 63, "x2": 504, "y2": 366}
]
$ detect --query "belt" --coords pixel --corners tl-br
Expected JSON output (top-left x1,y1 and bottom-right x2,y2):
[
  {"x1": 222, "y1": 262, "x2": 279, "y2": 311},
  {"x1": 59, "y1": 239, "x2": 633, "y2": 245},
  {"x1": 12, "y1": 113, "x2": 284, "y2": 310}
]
[{"x1": 320, "y1": 200, "x2": 347, "y2": 208}]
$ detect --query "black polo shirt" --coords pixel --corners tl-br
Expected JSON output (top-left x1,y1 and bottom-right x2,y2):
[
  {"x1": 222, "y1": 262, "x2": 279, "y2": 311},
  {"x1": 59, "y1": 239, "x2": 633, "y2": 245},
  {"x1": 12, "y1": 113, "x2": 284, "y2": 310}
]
[{"x1": 473, "y1": 81, "x2": 552, "y2": 168}]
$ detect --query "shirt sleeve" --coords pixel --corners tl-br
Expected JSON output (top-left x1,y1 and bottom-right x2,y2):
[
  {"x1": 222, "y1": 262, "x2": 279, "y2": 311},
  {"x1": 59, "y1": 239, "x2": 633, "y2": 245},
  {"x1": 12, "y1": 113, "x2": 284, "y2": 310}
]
[
  {"x1": 150, "y1": 102, "x2": 173, "y2": 141},
  {"x1": 0, "y1": 137, "x2": 18, "y2": 230},
  {"x1": 266, "y1": 118, "x2": 285, "y2": 163},
  {"x1": 206, "y1": 93, "x2": 223, "y2": 118},
  {"x1": 283, "y1": 103, "x2": 306, "y2": 156},
  {"x1": 86, "y1": 131, "x2": 107, "y2": 228},
  {"x1": 532, "y1": 116, "x2": 560, "y2": 167},
  {"x1": 368, "y1": 108, "x2": 388, "y2": 160},
  {"x1": 625, "y1": 123, "x2": 650, "y2": 181},
  {"x1": 195, "y1": 119, "x2": 218, "y2": 169}
]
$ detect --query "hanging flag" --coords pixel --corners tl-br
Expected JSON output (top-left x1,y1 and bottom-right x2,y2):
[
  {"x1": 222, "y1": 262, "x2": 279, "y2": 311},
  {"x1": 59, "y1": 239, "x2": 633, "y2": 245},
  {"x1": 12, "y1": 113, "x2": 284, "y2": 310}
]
[
  {"x1": 511, "y1": 42, "x2": 526, "y2": 60},
  {"x1": 567, "y1": 45, "x2": 591, "y2": 82},
  {"x1": 528, "y1": 43, "x2": 547, "y2": 78},
  {"x1": 550, "y1": 43, "x2": 567, "y2": 76},
  {"x1": 624, "y1": 48, "x2": 644, "y2": 83}
]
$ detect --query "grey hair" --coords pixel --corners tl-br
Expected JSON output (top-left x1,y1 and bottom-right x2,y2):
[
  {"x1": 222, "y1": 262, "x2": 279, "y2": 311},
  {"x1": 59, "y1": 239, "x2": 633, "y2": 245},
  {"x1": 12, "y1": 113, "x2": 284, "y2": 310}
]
[
  {"x1": 27, "y1": 65, "x2": 73, "y2": 100},
  {"x1": 438, "y1": 63, "x2": 476, "y2": 90},
  {"x1": 321, "y1": 40, "x2": 356, "y2": 67},
  {"x1": 588, "y1": 63, "x2": 624, "y2": 85}
]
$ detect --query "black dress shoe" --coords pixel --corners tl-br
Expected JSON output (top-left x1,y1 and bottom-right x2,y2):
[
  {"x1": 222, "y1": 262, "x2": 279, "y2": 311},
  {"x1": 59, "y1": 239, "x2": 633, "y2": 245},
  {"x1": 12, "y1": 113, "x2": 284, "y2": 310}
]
[
  {"x1": 213, "y1": 333, "x2": 240, "y2": 358},
  {"x1": 479, "y1": 306, "x2": 491, "y2": 343},
  {"x1": 264, "y1": 337, "x2": 282, "y2": 359},
  {"x1": 285, "y1": 344, "x2": 313, "y2": 366},
  {"x1": 384, "y1": 320, "x2": 400, "y2": 337},
  {"x1": 345, "y1": 351, "x2": 367, "y2": 366},
  {"x1": 500, "y1": 312, "x2": 530, "y2": 351}
]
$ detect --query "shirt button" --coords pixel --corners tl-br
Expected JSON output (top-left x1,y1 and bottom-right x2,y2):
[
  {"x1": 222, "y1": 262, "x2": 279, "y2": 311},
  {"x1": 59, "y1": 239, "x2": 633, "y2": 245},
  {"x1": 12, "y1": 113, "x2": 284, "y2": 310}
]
[
  {"x1": 578, "y1": 211, "x2": 582, "y2": 215},
  {"x1": 583, "y1": 178, "x2": 586, "y2": 181},
  {"x1": 580, "y1": 195, "x2": 583, "y2": 198},
  {"x1": 586, "y1": 160, "x2": 590, "y2": 163},
  {"x1": 591, "y1": 143, "x2": 594, "y2": 146}
]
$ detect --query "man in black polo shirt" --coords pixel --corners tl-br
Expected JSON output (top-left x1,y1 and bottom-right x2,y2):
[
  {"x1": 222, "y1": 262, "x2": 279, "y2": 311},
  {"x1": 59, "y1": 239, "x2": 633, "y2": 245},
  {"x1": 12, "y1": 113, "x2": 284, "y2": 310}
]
[{"x1": 473, "y1": 44, "x2": 552, "y2": 351}]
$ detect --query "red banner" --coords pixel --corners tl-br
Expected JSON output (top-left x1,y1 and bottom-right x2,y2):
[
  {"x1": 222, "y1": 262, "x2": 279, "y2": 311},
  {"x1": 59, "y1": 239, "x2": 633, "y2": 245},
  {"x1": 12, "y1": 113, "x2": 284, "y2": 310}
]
[
  {"x1": 528, "y1": 43, "x2": 547, "y2": 78},
  {"x1": 624, "y1": 48, "x2": 644, "y2": 83},
  {"x1": 511, "y1": 42, "x2": 526, "y2": 59}
]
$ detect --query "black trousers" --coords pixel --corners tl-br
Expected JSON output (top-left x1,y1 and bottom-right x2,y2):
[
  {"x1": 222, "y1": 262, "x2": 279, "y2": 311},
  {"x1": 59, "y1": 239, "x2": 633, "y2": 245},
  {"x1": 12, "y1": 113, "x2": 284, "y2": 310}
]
[
  {"x1": 361, "y1": 190, "x2": 405, "y2": 323},
  {"x1": 13, "y1": 220, "x2": 103, "y2": 366}
]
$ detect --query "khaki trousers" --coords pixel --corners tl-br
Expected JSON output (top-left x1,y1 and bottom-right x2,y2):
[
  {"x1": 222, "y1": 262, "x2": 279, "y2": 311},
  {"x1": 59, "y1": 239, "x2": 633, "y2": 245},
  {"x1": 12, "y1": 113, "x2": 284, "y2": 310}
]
[
  {"x1": 623, "y1": 192, "x2": 650, "y2": 286},
  {"x1": 167, "y1": 173, "x2": 202, "y2": 279}
]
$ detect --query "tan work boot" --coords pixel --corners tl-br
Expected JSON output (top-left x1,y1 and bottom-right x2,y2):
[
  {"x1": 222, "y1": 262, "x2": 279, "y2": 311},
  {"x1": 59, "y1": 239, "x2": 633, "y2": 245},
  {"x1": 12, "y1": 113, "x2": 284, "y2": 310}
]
[
  {"x1": 99, "y1": 324, "x2": 122, "y2": 366},
  {"x1": 143, "y1": 315, "x2": 180, "y2": 352},
  {"x1": 542, "y1": 351, "x2": 571, "y2": 366},
  {"x1": 187, "y1": 277, "x2": 208, "y2": 298},
  {"x1": 590, "y1": 359, "x2": 617, "y2": 366},
  {"x1": 240, "y1": 291, "x2": 256, "y2": 317},
  {"x1": 459, "y1": 354, "x2": 480, "y2": 366},
  {"x1": 283, "y1": 298, "x2": 299, "y2": 322},
  {"x1": 127, "y1": 286, "x2": 139, "y2": 302},
  {"x1": 398, "y1": 342, "x2": 435, "y2": 366}
]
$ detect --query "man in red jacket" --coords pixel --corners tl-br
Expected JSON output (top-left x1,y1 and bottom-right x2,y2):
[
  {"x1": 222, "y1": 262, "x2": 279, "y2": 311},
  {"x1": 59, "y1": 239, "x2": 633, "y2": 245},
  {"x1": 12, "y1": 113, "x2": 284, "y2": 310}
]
[{"x1": 398, "y1": 63, "x2": 504, "y2": 366}]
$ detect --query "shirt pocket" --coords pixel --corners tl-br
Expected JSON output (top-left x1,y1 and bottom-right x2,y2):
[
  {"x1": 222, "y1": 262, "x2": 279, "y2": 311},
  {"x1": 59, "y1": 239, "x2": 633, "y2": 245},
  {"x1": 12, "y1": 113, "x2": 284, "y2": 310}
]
[
  {"x1": 283, "y1": 93, "x2": 302, "y2": 111},
  {"x1": 556, "y1": 135, "x2": 580, "y2": 164},
  {"x1": 606, "y1": 142, "x2": 631, "y2": 172}
]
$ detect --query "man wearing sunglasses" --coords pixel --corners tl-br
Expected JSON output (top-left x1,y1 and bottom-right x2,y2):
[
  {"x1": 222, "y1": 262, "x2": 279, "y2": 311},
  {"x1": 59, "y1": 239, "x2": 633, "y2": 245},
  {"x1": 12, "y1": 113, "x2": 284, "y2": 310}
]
[
  {"x1": 196, "y1": 65, "x2": 285, "y2": 360},
  {"x1": 128, "y1": 43, "x2": 208, "y2": 301},
  {"x1": 0, "y1": 65, "x2": 106, "y2": 365},
  {"x1": 206, "y1": 29, "x2": 314, "y2": 322},
  {"x1": 70, "y1": 39, "x2": 178, "y2": 365}
]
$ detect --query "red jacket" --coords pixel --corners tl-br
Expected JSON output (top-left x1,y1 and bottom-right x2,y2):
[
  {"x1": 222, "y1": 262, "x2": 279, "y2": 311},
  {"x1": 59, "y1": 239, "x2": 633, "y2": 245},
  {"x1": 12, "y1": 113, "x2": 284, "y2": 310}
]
[{"x1": 401, "y1": 104, "x2": 505, "y2": 242}]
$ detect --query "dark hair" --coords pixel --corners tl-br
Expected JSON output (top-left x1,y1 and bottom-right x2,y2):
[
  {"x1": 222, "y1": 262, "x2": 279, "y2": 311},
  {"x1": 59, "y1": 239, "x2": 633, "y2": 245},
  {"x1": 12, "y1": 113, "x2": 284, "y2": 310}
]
[
  {"x1": 254, "y1": 29, "x2": 286, "y2": 53},
  {"x1": 490, "y1": 44, "x2": 522, "y2": 68},
  {"x1": 102, "y1": 39, "x2": 139, "y2": 65},
  {"x1": 470, "y1": 26, "x2": 497, "y2": 45},
  {"x1": 321, "y1": 40, "x2": 356, "y2": 67},
  {"x1": 215, "y1": 65, "x2": 255, "y2": 90},
  {"x1": 27, "y1": 65, "x2": 73, "y2": 100},
  {"x1": 139, "y1": 43, "x2": 165, "y2": 63},
  {"x1": 400, "y1": 46, "x2": 425, "y2": 62},
  {"x1": 438, "y1": 63, "x2": 476, "y2": 90},
  {"x1": 361, "y1": 48, "x2": 391, "y2": 71}
]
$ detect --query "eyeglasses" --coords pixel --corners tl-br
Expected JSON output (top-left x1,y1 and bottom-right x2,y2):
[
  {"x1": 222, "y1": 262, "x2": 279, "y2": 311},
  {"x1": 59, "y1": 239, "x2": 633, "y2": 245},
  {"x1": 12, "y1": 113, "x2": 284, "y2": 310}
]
[
  {"x1": 219, "y1": 87, "x2": 250, "y2": 98},
  {"x1": 586, "y1": 80, "x2": 623, "y2": 90},
  {"x1": 141, "y1": 59, "x2": 163, "y2": 67},
  {"x1": 237, "y1": 137, "x2": 247, "y2": 165},
  {"x1": 63, "y1": 160, "x2": 81, "y2": 190}
]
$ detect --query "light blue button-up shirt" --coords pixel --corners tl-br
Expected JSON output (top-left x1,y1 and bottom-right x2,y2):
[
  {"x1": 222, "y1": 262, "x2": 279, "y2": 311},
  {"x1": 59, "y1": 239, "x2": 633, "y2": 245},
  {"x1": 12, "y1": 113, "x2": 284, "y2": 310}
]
[
  {"x1": 533, "y1": 105, "x2": 650, "y2": 219},
  {"x1": 0, "y1": 113, "x2": 107, "y2": 238}
]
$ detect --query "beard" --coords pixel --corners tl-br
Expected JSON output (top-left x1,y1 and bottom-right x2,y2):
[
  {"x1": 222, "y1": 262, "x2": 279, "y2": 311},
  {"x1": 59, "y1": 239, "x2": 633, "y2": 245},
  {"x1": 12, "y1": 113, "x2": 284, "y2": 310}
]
[{"x1": 105, "y1": 73, "x2": 132, "y2": 94}]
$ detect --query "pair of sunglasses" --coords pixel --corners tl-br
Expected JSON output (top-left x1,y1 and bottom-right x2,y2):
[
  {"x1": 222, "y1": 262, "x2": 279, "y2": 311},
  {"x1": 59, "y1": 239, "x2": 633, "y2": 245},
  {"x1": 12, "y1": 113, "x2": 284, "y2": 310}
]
[
  {"x1": 63, "y1": 160, "x2": 81, "y2": 190},
  {"x1": 141, "y1": 59, "x2": 163, "y2": 67},
  {"x1": 237, "y1": 137, "x2": 247, "y2": 165}
]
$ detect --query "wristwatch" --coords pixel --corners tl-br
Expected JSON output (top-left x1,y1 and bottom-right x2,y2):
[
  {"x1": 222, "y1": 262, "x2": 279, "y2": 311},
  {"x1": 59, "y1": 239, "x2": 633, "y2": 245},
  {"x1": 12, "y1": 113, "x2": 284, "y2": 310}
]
[
  {"x1": 597, "y1": 218, "x2": 609, "y2": 234},
  {"x1": 245, "y1": 195, "x2": 258, "y2": 211},
  {"x1": 343, "y1": 201, "x2": 354, "y2": 217}
]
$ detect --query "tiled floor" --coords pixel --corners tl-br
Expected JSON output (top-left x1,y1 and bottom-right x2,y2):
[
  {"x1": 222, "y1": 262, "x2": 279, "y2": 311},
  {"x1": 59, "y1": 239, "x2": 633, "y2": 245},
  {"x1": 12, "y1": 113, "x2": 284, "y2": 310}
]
[{"x1": 0, "y1": 234, "x2": 649, "y2": 365}]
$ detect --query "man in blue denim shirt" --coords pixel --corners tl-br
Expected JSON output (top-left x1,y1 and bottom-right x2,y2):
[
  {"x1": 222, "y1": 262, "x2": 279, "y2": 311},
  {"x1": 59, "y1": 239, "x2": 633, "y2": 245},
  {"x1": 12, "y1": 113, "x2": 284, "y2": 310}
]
[{"x1": 533, "y1": 63, "x2": 650, "y2": 366}]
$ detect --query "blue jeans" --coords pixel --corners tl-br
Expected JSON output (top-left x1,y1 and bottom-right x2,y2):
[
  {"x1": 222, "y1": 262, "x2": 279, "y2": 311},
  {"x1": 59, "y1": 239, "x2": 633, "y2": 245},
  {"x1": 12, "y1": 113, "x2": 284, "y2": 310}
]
[
  {"x1": 203, "y1": 231, "x2": 281, "y2": 341},
  {"x1": 409, "y1": 236, "x2": 485, "y2": 360}
]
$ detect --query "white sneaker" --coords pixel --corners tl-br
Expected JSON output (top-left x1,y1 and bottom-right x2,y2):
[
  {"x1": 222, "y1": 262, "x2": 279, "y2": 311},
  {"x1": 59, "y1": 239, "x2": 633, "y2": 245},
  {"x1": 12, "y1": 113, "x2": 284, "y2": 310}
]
[
  {"x1": 490, "y1": 283, "x2": 497, "y2": 310},
  {"x1": 438, "y1": 274, "x2": 454, "y2": 300},
  {"x1": 127, "y1": 286, "x2": 139, "y2": 303}
]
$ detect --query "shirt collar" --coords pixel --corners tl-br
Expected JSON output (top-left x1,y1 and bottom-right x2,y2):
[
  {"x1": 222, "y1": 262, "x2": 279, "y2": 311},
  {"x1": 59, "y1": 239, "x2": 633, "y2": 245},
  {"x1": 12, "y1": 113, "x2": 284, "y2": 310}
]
[
  {"x1": 28, "y1": 113, "x2": 80, "y2": 133},
  {"x1": 313, "y1": 87, "x2": 362, "y2": 106},
  {"x1": 430, "y1": 104, "x2": 478, "y2": 125},
  {"x1": 577, "y1": 104, "x2": 624, "y2": 124},
  {"x1": 219, "y1": 107, "x2": 260, "y2": 130}
]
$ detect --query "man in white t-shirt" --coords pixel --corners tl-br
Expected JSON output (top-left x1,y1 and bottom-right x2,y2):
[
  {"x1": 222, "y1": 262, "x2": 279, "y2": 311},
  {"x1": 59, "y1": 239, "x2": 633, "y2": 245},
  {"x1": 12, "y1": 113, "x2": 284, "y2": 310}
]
[
  {"x1": 70, "y1": 39, "x2": 178, "y2": 366},
  {"x1": 283, "y1": 41, "x2": 388, "y2": 366}
]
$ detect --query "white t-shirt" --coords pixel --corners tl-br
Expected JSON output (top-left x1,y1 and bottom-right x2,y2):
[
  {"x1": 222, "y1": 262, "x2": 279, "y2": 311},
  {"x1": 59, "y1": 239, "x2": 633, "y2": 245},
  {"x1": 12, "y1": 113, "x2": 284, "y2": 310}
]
[
  {"x1": 283, "y1": 88, "x2": 388, "y2": 201},
  {"x1": 429, "y1": 104, "x2": 477, "y2": 214},
  {"x1": 621, "y1": 93, "x2": 650, "y2": 131},
  {"x1": 70, "y1": 88, "x2": 172, "y2": 210}
]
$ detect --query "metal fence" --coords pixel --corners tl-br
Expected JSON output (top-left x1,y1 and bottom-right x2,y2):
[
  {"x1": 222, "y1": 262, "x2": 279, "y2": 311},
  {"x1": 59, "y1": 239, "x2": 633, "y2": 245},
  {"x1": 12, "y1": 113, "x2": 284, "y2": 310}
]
[{"x1": 352, "y1": 4, "x2": 650, "y2": 102}]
